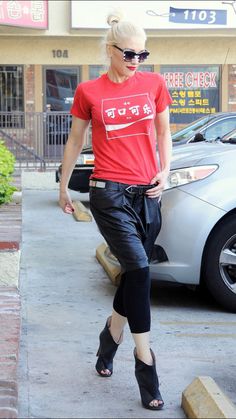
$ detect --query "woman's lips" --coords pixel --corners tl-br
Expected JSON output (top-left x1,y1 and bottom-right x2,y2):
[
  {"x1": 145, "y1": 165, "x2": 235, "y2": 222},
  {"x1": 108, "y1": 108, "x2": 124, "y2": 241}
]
[{"x1": 127, "y1": 66, "x2": 136, "y2": 71}]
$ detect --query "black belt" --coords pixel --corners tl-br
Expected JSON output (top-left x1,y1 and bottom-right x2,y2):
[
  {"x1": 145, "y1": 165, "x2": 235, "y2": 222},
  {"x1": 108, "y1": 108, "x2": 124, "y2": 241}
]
[{"x1": 89, "y1": 178, "x2": 156, "y2": 195}]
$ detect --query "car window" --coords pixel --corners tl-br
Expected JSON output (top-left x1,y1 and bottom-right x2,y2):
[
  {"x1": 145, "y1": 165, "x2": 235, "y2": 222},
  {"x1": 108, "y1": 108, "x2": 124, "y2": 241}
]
[
  {"x1": 172, "y1": 116, "x2": 214, "y2": 143},
  {"x1": 221, "y1": 129, "x2": 236, "y2": 143},
  {"x1": 203, "y1": 118, "x2": 236, "y2": 141}
]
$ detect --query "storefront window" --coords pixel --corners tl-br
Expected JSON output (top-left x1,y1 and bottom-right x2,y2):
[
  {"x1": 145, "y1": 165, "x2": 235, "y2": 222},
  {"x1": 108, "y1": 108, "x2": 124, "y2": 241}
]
[
  {"x1": 0, "y1": 66, "x2": 24, "y2": 128},
  {"x1": 228, "y1": 65, "x2": 236, "y2": 112},
  {"x1": 161, "y1": 65, "x2": 220, "y2": 125},
  {"x1": 45, "y1": 68, "x2": 79, "y2": 111},
  {"x1": 89, "y1": 64, "x2": 153, "y2": 80},
  {"x1": 89, "y1": 65, "x2": 106, "y2": 80},
  {"x1": 89, "y1": 64, "x2": 154, "y2": 80},
  {"x1": 139, "y1": 65, "x2": 154, "y2": 72}
]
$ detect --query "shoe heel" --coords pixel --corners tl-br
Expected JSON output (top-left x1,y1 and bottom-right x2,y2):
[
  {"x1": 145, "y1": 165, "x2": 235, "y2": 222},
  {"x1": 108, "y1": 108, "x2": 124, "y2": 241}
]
[
  {"x1": 134, "y1": 348, "x2": 164, "y2": 410},
  {"x1": 95, "y1": 316, "x2": 122, "y2": 377}
]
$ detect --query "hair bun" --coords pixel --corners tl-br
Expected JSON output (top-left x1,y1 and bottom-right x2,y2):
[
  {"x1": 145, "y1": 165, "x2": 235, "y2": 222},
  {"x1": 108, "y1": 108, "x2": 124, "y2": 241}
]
[{"x1": 107, "y1": 10, "x2": 124, "y2": 26}]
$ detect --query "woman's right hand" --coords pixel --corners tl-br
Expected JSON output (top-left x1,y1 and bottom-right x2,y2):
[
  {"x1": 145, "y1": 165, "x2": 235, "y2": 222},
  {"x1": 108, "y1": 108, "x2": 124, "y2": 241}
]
[
  {"x1": 59, "y1": 190, "x2": 75, "y2": 214},
  {"x1": 58, "y1": 116, "x2": 90, "y2": 215}
]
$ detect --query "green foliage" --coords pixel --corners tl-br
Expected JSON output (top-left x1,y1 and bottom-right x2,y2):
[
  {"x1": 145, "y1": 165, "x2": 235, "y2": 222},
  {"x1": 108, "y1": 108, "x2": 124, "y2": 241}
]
[{"x1": 0, "y1": 140, "x2": 17, "y2": 205}]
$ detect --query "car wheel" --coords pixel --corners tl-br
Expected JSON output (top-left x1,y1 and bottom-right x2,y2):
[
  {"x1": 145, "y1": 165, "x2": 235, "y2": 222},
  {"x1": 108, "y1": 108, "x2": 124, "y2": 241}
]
[{"x1": 202, "y1": 215, "x2": 236, "y2": 312}]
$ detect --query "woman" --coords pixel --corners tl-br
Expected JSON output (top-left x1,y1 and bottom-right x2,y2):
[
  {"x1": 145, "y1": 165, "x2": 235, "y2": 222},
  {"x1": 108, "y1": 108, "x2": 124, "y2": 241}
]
[{"x1": 59, "y1": 11, "x2": 172, "y2": 411}]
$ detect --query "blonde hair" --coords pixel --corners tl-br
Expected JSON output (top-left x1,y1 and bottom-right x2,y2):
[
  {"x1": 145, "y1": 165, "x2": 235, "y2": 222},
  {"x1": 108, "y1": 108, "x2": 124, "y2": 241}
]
[{"x1": 105, "y1": 10, "x2": 147, "y2": 45}]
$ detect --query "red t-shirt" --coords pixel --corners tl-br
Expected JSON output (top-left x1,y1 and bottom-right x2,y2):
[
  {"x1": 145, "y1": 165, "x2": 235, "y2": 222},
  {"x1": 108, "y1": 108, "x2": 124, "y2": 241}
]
[{"x1": 71, "y1": 72, "x2": 172, "y2": 185}]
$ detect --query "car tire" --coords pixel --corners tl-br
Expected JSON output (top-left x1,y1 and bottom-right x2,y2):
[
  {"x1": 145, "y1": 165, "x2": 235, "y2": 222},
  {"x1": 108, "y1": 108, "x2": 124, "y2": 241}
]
[{"x1": 202, "y1": 215, "x2": 236, "y2": 312}]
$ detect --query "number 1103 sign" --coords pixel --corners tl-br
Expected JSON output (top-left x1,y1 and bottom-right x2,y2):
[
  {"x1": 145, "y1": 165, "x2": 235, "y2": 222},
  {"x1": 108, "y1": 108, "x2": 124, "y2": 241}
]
[{"x1": 169, "y1": 7, "x2": 227, "y2": 25}]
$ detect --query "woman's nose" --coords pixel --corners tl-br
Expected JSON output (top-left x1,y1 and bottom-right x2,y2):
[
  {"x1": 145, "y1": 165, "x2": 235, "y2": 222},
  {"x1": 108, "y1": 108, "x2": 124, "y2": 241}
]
[{"x1": 131, "y1": 55, "x2": 139, "y2": 63}]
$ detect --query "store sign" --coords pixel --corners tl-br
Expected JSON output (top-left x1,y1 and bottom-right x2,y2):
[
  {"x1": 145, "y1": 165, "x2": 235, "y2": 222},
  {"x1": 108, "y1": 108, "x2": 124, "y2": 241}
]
[
  {"x1": 71, "y1": 1, "x2": 236, "y2": 29},
  {"x1": 169, "y1": 7, "x2": 226, "y2": 25},
  {"x1": 0, "y1": 1, "x2": 48, "y2": 29},
  {"x1": 161, "y1": 66, "x2": 220, "y2": 124}
]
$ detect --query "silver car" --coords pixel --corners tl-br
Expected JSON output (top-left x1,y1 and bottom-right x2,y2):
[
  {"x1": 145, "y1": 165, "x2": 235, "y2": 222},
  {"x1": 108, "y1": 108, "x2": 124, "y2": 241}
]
[
  {"x1": 56, "y1": 113, "x2": 236, "y2": 192},
  {"x1": 102, "y1": 141, "x2": 236, "y2": 312},
  {"x1": 150, "y1": 141, "x2": 236, "y2": 312},
  {"x1": 172, "y1": 112, "x2": 236, "y2": 145}
]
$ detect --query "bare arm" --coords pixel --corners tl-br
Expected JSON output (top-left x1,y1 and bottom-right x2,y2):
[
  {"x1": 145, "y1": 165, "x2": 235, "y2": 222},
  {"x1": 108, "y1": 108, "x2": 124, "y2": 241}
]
[
  {"x1": 59, "y1": 115, "x2": 90, "y2": 213},
  {"x1": 146, "y1": 107, "x2": 172, "y2": 198}
]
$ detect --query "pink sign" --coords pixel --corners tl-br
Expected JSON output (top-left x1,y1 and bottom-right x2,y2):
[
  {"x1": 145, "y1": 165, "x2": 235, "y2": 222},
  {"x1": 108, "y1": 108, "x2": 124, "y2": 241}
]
[{"x1": 0, "y1": 1, "x2": 48, "y2": 29}]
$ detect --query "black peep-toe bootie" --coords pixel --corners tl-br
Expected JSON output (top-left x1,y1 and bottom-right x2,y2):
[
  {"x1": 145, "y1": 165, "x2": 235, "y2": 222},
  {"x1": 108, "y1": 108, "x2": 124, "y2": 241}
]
[
  {"x1": 96, "y1": 316, "x2": 123, "y2": 377},
  {"x1": 134, "y1": 348, "x2": 164, "y2": 410}
]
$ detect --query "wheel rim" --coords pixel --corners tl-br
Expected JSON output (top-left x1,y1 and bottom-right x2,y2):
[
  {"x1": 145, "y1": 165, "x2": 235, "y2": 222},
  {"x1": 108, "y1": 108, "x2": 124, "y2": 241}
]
[{"x1": 219, "y1": 233, "x2": 236, "y2": 294}]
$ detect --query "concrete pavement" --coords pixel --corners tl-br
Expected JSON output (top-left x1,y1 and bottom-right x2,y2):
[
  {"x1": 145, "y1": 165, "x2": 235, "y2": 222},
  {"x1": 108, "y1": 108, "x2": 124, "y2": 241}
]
[{"x1": 18, "y1": 190, "x2": 236, "y2": 418}]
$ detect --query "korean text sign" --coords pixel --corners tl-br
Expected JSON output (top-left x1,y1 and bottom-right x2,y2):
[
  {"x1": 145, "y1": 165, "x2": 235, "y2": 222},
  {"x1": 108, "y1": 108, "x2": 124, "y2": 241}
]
[
  {"x1": 0, "y1": 1, "x2": 48, "y2": 29},
  {"x1": 161, "y1": 65, "x2": 220, "y2": 124}
]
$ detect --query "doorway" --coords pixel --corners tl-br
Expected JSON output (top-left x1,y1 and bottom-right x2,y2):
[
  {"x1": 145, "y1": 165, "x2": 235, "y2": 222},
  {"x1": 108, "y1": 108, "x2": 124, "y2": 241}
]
[{"x1": 43, "y1": 66, "x2": 80, "y2": 159}]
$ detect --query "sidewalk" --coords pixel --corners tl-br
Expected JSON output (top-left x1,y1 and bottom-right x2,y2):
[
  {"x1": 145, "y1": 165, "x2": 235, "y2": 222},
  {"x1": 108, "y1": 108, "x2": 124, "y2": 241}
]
[
  {"x1": 17, "y1": 189, "x2": 236, "y2": 418},
  {"x1": 17, "y1": 190, "x2": 185, "y2": 418}
]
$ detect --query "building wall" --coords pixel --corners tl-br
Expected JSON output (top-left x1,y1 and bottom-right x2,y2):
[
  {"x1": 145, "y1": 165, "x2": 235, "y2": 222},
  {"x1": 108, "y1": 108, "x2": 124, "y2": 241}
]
[
  {"x1": 1, "y1": 0, "x2": 236, "y2": 128},
  {"x1": 1, "y1": 36, "x2": 236, "y2": 65}
]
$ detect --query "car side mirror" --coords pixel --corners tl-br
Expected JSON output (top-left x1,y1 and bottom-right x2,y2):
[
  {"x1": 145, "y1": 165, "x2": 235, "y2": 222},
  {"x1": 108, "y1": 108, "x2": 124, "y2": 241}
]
[{"x1": 192, "y1": 133, "x2": 205, "y2": 143}]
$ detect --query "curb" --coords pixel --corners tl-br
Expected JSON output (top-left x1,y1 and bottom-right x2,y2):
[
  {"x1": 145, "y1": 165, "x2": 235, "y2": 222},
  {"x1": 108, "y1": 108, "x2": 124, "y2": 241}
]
[
  {"x1": 72, "y1": 201, "x2": 92, "y2": 222},
  {"x1": 0, "y1": 252, "x2": 21, "y2": 287},
  {"x1": 0, "y1": 195, "x2": 22, "y2": 287},
  {"x1": 96, "y1": 242, "x2": 121, "y2": 286},
  {"x1": 21, "y1": 171, "x2": 59, "y2": 190},
  {"x1": 182, "y1": 376, "x2": 236, "y2": 418},
  {"x1": 0, "y1": 288, "x2": 21, "y2": 419},
  {"x1": 0, "y1": 175, "x2": 22, "y2": 418}
]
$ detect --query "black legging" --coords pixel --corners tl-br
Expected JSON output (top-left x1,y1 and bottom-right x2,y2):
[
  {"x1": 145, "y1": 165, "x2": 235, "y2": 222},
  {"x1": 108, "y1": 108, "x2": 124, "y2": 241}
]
[{"x1": 113, "y1": 266, "x2": 151, "y2": 333}]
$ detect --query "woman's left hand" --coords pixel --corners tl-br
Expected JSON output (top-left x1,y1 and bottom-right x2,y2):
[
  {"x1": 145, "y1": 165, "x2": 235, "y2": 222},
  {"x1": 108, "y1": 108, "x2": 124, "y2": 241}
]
[{"x1": 145, "y1": 170, "x2": 169, "y2": 199}]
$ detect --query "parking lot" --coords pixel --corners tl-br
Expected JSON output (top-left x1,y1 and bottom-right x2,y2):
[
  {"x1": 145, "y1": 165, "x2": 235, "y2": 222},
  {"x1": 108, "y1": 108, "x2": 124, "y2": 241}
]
[{"x1": 18, "y1": 190, "x2": 236, "y2": 418}]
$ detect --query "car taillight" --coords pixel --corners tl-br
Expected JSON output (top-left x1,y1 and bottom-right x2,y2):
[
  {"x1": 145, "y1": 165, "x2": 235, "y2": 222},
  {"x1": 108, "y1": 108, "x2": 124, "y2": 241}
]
[
  {"x1": 165, "y1": 165, "x2": 218, "y2": 189},
  {"x1": 84, "y1": 156, "x2": 94, "y2": 164},
  {"x1": 77, "y1": 154, "x2": 94, "y2": 165}
]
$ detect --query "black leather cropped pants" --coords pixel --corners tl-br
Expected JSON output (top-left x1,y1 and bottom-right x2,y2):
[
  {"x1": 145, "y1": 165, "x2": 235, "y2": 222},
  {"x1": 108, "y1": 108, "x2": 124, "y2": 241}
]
[{"x1": 89, "y1": 181, "x2": 161, "y2": 333}]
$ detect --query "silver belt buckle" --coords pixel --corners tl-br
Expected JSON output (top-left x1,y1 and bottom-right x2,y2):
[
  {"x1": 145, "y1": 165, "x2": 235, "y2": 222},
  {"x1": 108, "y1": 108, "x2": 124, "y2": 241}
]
[
  {"x1": 125, "y1": 185, "x2": 137, "y2": 194},
  {"x1": 89, "y1": 180, "x2": 106, "y2": 188},
  {"x1": 96, "y1": 181, "x2": 106, "y2": 188}
]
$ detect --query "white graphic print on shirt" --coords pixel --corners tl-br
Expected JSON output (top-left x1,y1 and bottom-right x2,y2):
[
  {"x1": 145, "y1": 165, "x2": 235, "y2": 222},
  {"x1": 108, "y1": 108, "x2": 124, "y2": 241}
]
[{"x1": 101, "y1": 93, "x2": 154, "y2": 140}]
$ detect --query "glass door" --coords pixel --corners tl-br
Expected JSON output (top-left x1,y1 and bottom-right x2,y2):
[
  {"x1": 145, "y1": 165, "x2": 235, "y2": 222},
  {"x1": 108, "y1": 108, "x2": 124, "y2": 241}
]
[{"x1": 43, "y1": 67, "x2": 80, "y2": 159}]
